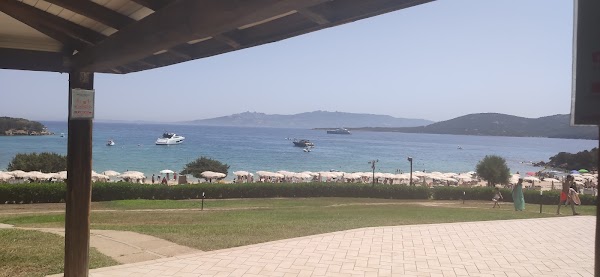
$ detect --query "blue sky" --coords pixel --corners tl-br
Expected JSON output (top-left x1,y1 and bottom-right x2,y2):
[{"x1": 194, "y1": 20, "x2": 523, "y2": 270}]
[{"x1": 1, "y1": 0, "x2": 573, "y2": 122}]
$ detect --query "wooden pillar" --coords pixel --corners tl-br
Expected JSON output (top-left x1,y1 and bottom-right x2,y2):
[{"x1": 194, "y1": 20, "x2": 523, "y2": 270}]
[{"x1": 64, "y1": 71, "x2": 94, "y2": 277}]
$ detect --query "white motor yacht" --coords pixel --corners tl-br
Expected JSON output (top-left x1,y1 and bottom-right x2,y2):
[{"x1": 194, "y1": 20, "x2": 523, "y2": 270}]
[
  {"x1": 155, "y1": 132, "x2": 185, "y2": 145},
  {"x1": 106, "y1": 139, "x2": 115, "y2": 146}
]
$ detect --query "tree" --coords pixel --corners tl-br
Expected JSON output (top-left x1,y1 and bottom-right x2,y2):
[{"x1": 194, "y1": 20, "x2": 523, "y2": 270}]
[
  {"x1": 7, "y1": 152, "x2": 67, "y2": 172},
  {"x1": 476, "y1": 155, "x2": 510, "y2": 187},
  {"x1": 180, "y1": 156, "x2": 229, "y2": 178}
]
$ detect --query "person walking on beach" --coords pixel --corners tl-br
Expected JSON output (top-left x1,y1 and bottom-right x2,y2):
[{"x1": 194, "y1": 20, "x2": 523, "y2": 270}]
[
  {"x1": 512, "y1": 178, "x2": 525, "y2": 211},
  {"x1": 557, "y1": 175, "x2": 579, "y2": 215},
  {"x1": 151, "y1": 174, "x2": 155, "y2": 184},
  {"x1": 492, "y1": 186, "x2": 503, "y2": 208}
]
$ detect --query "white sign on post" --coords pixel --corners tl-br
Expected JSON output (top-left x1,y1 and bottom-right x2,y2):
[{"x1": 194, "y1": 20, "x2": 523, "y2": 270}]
[{"x1": 70, "y1": 88, "x2": 95, "y2": 120}]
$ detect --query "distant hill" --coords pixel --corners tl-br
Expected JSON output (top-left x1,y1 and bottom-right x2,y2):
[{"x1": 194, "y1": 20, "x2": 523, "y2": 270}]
[
  {"x1": 0, "y1": 117, "x2": 51, "y2": 136},
  {"x1": 354, "y1": 113, "x2": 598, "y2": 140},
  {"x1": 184, "y1": 111, "x2": 433, "y2": 128}
]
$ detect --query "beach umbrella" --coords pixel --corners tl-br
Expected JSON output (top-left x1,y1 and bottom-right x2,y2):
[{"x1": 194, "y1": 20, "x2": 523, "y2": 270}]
[
  {"x1": 343, "y1": 173, "x2": 361, "y2": 180},
  {"x1": 160, "y1": 169, "x2": 175, "y2": 174},
  {"x1": 201, "y1": 171, "x2": 226, "y2": 179},
  {"x1": 92, "y1": 172, "x2": 110, "y2": 181},
  {"x1": 233, "y1": 171, "x2": 251, "y2": 176},
  {"x1": 412, "y1": 171, "x2": 428, "y2": 177},
  {"x1": 0, "y1": 172, "x2": 14, "y2": 181},
  {"x1": 119, "y1": 171, "x2": 145, "y2": 179},
  {"x1": 256, "y1": 171, "x2": 272, "y2": 177},
  {"x1": 295, "y1": 173, "x2": 311, "y2": 179},
  {"x1": 25, "y1": 171, "x2": 45, "y2": 180},
  {"x1": 543, "y1": 178, "x2": 561, "y2": 183},
  {"x1": 578, "y1": 169, "x2": 589, "y2": 173},
  {"x1": 526, "y1": 172, "x2": 536, "y2": 176},
  {"x1": 8, "y1": 170, "x2": 27, "y2": 178},
  {"x1": 102, "y1": 170, "x2": 120, "y2": 177},
  {"x1": 56, "y1": 171, "x2": 68, "y2": 180}
]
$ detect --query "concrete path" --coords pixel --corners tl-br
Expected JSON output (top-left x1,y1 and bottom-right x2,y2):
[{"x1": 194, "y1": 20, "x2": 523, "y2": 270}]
[
  {"x1": 0, "y1": 224, "x2": 200, "y2": 264},
  {"x1": 27, "y1": 228, "x2": 200, "y2": 264},
  {"x1": 65, "y1": 216, "x2": 594, "y2": 277}
]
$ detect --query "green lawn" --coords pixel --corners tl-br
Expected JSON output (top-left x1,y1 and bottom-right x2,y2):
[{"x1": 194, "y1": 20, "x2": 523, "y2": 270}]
[
  {"x1": 0, "y1": 229, "x2": 117, "y2": 277},
  {"x1": 0, "y1": 198, "x2": 595, "y2": 251}
]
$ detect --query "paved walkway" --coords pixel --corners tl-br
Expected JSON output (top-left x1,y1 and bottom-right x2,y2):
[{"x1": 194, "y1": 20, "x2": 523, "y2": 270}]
[
  {"x1": 0, "y1": 224, "x2": 199, "y2": 264},
  {"x1": 71, "y1": 216, "x2": 594, "y2": 277}
]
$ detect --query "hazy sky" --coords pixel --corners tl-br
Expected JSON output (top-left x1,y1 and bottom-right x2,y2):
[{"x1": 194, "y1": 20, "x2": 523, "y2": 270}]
[{"x1": 1, "y1": 0, "x2": 573, "y2": 122}]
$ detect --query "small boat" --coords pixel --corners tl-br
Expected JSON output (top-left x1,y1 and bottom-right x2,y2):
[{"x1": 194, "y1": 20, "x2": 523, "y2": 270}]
[
  {"x1": 303, "y1": 148, "x2": 311, "y2": 152},
  {"x1": 327, "y1": 127, "x2": 351, "y2": 134},
  {"x1": 106, "y1": 139, "x2": 115, "y2": 146},
  {"x1": 156, "y1": 132, "x2": 185, "y2": 145},
  {"x1": 293, "y1": 139, "x2": 314, "y2": 147},
  {"x1": 60, "y1": 133, "x2": 65, "y2": 137},
  {"x1": 457, "y1": 145, "x2": 463, "y2": 150}
]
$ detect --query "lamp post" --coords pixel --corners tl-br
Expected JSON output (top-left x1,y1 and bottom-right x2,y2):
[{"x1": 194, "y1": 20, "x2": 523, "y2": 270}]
[
  {"x1": 368, "y1": 159, "x2": 378, "y2": 187},
  {"x1": 407, "y1": 157, "x2": 413, "y2": 186}
]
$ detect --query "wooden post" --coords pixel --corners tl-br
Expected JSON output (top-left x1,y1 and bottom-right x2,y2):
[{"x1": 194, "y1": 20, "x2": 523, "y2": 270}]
[{"x1": 64, "y1": 71, "x2": 94, "y2": 277}]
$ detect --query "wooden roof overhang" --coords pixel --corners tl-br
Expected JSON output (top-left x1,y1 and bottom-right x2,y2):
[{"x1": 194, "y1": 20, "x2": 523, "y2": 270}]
[{"x1": 0, "y1": 0, "x2": 434, "y2": 74}]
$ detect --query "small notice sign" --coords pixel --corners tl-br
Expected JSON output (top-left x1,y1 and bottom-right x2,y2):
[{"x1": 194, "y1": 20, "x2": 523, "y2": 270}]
[{"x1": 70, "y1": 89, "x2": 95, "y2": 120}]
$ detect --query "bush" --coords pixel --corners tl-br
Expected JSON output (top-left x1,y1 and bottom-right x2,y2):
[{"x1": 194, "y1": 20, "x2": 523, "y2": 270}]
[
  {"x1": 180, "y1": 157, "x2": 230, "y2": 178},
  {"x1": 7, "y1": 152, "x2": 67, "y2": 173},
  {"x1": 476, "y1": 155, "x2": 510, "y2": 186},
  {"x1": 431, "y1": 186, "x2": 597, "y2": 205},
  {"x1": 0, "y1": 182, "x2": 594, "y2": 206},
  {"x1": 0, "y1": 182, "x2": 429, "y2": 203},
  {"x1": 0, "y1": 183, "x2": 66, "y2": 204}
]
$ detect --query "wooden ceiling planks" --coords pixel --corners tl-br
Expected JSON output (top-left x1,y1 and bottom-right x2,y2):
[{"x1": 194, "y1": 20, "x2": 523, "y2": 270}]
[{"x1": 0, "y1": 0, "x2": 435, "y2": 74}]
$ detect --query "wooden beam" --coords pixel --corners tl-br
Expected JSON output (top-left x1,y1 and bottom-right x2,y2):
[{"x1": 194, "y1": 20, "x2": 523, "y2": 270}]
[
  {"x1": 72, "y1": 0, "x2": 331, "y2": 71},
  {"x1": 43, "y1": 0, "x2": 135, "y2": 30},
  {"x1": 65, "y1": 71, "x2": 94, "y2": 277},
  {"x1": 0, "y1": 48, "x2": 68, "y2": 72},
  {"x1": 0, "y1": 1, "x2": 105, "y2": 50},
  {"x1": 130, "y1": 0, "x2": 173, "y2": 11},
  {"x1": 298, "y1": 8, "x2": 330, "y2": 25}
]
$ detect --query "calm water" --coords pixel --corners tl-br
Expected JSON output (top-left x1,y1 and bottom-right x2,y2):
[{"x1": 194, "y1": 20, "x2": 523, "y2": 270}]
[{"x1": 0, "y1": 121, "x2": 597, "y2": 178}]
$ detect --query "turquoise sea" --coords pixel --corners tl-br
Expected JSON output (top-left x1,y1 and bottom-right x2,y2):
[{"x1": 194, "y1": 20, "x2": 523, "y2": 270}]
[{"x1": 0, "y1": 121, "x2": 597, "y2": 178}]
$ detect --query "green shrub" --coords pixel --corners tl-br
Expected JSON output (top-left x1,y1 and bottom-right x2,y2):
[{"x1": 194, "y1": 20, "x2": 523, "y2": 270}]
[
  {"x1": 0, "y1": 183, "x2": 66, "y2": 204},
  {"x1": 432, "y1": 186, "x2": 597, "y2": 205},
  {"x1": 7, "y1": 152, "x2": 67, "y2": 173},
  {"x1": 0, "y1": 182, "x2": 429, "y2": 203},
  {"x1": 0, "y1": 182, "x2": 594, "y2": 205}
]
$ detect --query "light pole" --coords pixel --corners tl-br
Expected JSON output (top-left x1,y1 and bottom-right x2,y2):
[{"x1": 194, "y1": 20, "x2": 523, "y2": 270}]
[
  {"x1": 368, "y1": 159, "x2": 378, "y2": 187},
  {"x1": 407, "y1": 157, "x2": 413, "y2": 186}
]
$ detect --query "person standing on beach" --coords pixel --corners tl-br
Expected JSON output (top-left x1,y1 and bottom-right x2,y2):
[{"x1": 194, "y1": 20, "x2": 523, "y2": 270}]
[
  {"x1": 512, "y1": 178, "x2": 525, "y2": 211},
  {"x1": 557, "y1": 175, "x2": 579, "y2": 215},
  {"x1": 492, "y1": 187, "x2": 503, "y2": 208}
]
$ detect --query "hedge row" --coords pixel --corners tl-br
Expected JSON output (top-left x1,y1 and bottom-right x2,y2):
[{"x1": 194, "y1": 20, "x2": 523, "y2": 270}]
[
  {"x1": 0, "y1": 182, "x2": 596, "y2": 205},
  {"x1": 0, "y1": 182, "x2": 430, "y2": 204},
  {"x1": 431, "y1": 186, "x2": 597, "y2": 205}
]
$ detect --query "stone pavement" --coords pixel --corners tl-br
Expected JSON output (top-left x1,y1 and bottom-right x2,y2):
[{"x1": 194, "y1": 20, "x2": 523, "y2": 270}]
[{"x1": 75, "y1": 216, "x2": 594, "y2": 277}]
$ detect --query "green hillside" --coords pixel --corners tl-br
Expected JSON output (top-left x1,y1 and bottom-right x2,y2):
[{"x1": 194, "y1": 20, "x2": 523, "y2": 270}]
[
  {"x1": 355, "y1": 113, "x2": 598, "y2": 140},
  {"x1": 0, "y1": 117, "x2": 49, "y2": 135}
]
